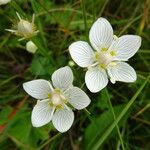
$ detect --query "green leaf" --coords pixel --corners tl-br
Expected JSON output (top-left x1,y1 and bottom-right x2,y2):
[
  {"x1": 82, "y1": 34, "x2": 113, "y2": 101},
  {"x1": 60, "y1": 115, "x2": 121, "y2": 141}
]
[{"x1": 31, "y1": 56, "x2": 54, "y2": 76}]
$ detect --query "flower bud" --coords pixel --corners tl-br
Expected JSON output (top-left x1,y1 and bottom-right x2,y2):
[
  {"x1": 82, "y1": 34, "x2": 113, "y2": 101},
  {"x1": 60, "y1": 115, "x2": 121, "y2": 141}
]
[
  {"x1": 18, "y1": 20, "x2": 35, "y2": 38},
  {"x1": 68, "y1": 60, "x2": 75, "y2": 67},
  {"x1": 26, "y1": 41, "x2": 37, "y2": 53},
  {"x1": 6, "y1": 12, "x2": 38, "y2": 41}
]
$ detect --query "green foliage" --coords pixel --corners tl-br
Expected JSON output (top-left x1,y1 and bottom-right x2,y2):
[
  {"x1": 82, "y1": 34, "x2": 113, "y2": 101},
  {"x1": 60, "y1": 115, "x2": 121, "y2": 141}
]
[
  {"x1": 84, "y1": 104, "x2": 129, "y2": 150},
  {"x1": 0, "y1": 0, "x2": 150, "y2": 149},
  {"x1": 31, "y1": 56, "x2": 54, "y2": 76}
]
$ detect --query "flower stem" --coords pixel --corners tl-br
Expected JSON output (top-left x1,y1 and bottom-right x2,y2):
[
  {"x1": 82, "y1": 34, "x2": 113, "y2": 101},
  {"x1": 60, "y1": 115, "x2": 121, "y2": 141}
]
[
  {"x1": 81, "y1": 0, "x2": 88, "y2": 41},
  {"x1": 105, "y1": 88, "x2": 125, "y2": 150},
  {"x1": 38, "y1": 133, "x2": 61, "y2": 150}
]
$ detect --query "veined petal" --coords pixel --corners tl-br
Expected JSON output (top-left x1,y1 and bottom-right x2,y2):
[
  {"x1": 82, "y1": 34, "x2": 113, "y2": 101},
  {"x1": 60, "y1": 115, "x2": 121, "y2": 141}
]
[
  {"x1": 23, "y1": 79, "x2": 52, "y2": 99},
  {"x1": 85, "y1": 68, "x2": 108, "y2": 93},
  {"x1": 107, "y1": 62, "x2": 137, "y2": 83},
  {"x1": 89, "y1": 17, "x2": 113, "y2": 51},
  {"x1": 52, "y1": 66, "x2": 73, "y2": 91},
  {"x1": 31, "y1": 99, "x2": 55, "y2": 127},
  {"x1": 108, "y1": 35, "x2": 141, "y2": 61},
  {"x1": 0, "y1": 0, "x2": 11, "y2": 5},
  {"x1": 52, "y1": 108, "x2": 74, "y2": 132},
  {"x1": 65, "y1": 87, "x2": 91, "y2": 110},
  {"x1": 69, "y1": 41, "x2": 95, "y2": 67}
]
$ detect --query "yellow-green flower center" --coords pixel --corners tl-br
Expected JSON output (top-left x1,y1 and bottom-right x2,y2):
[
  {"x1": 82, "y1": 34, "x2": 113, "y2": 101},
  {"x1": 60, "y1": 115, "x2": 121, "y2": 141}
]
[
  {"x1": 95, "y1": 47, "x2": 117, "y2": 69},
  {"x1": 48, "y1": 89, "x2": 67, "y2": 109}
]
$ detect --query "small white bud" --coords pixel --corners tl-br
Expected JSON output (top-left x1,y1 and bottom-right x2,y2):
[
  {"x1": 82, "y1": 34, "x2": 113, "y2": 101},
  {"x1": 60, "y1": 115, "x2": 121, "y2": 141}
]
[
  {"x1": 0, "y1": 0, "x2": 11, "y2": 5},
  {"x1": 26, "y1": 41, "x2": 37, "y2": 53},
  {"x1": 68, "y1": 60, "x2": 75, "y2": 67}
]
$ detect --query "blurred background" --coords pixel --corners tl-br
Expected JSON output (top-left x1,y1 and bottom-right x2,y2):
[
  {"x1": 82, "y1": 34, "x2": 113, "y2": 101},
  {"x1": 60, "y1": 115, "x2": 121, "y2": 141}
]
[{"x1": 0, "y1": 0, "x2": 150, "y2": 149}]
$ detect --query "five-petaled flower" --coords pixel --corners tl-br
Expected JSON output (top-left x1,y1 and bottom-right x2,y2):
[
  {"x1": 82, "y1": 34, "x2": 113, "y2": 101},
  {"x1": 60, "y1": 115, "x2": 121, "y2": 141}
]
[
  {"x1": 69, "y1": 17, "x2": 141, "y2": 93},
  {"x1": 23, "y1": 66, "x2": 91, "y2": 132},
  {"x1": 6, "y1": 12, "x2": 38, "y2": 41}
]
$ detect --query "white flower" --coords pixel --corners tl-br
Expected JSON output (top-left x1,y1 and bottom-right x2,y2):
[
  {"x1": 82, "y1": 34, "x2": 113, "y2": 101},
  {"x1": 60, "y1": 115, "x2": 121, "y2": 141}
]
[
  {"x1": 0, "y1": 0, "x2": 11, "y2": 5},
  {"x1": 69, "y1": 17, "x2": 141, "y2": 93},
  {"x1": 26, "y1": 41, "x2": 37, "y2": 53},
  {"x1": 23, "y1": 66, "x2": 91, "y2": 132},
  {"x1": 6, "y1": 12, "x2": 38, "y2": 41}
]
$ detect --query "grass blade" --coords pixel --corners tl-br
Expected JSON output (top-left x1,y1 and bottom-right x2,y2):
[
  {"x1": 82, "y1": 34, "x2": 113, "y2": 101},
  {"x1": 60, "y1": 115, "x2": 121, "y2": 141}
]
[{"x1": 105, "y1": 88, "x2": 125, "y2": 150}]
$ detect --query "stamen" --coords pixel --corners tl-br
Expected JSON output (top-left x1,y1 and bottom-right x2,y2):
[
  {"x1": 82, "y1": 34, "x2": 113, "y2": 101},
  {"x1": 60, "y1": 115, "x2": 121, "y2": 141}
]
[
  {"x1": 48, "y1": 93, "x2": 52, "y2": 99},
  {"x1": 48, "y1": 102, "x2": 53, "y2": 107},
  {"x1": 99, "y1": 64, "x2": 105, "y2": 69},
  {"x1": 55, "y1": 88, "x2": 61, "y2": 93},
  {"x1": 56, "y1": 104, "x2": 63, "y2": 109},
  {"x1": 95, "y1": 52, "x2": 100, "y2": 60},
  {"x1": 101, "y1": 47, "x2": 108, "y2": 52},
  {"x1": 110, "y1": 51, "x2": 117, "y2": 56}
]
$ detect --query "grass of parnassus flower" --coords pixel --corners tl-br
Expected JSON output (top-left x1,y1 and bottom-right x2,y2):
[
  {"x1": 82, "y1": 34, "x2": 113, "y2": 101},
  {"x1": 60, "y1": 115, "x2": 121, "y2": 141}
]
[{"x1": 0, "y1": 0, "x2": 150, "y2": 150}]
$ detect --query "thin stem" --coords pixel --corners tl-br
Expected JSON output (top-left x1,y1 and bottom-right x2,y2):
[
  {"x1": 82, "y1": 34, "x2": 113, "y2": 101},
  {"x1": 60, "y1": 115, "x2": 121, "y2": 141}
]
[
  {"x1": 105, "y1": 88, "x2": 125, "y2": 150},
  {"x1": 38, "y1": 133, "x2": 61, "y2": 150},
  {"x1": 81, "y1": 0, "x2": 88, "y2": 40}
]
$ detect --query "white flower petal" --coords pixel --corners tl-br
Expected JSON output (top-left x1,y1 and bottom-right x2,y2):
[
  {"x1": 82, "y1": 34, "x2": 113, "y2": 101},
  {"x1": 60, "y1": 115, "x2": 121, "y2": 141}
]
[
  {"x1": 52, "y1": 66, "x2": 73, "y2": 91},
  {"x1": 69, "y1": 41, "x2": 95, "y2": 67},
  {"x1": 65, "y1": 87, "x2": 91, "y2": 110},
  {"x1": 85, "y1": 68, "x2": 108, "y2": 93},
  {"x1": 108, "y1": 35, "x2": 141, "y2": 61},
  {"x1": 0, "y1": 0, "x2": 11, "y2": 5},
  {"x1": 31, "y1": 99, "x2": 54, "y2": 127},
  {"x1": 89, "y1": 17, "x2": 113, "y2": 51},
  {"x1": 107, "y1": 62, "x2": 137, "y2": 83},
  {"x1": 52, "y1": 108, "x2": 74, "y2": 132},
  {"x1": 23, "y1": 79, "x2": 52, "y2": 99}
]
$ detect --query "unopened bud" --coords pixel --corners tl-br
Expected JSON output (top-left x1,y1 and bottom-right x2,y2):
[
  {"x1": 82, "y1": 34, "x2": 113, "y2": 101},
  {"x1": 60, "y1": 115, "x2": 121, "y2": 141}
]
[
  {"x1": 26, "y1": 41, "x2": 37, "y2": 53},
  {"x1": 68, "y1": 60, "x2": 75, "y2": 67},
  {"x1": 6, "y1": 12, "x2": 38, "y2": 41}
]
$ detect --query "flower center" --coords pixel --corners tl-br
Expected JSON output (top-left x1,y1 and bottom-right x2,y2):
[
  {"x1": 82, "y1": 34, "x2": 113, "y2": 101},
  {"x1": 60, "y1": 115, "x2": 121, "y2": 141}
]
[
  {"x1": 51, "y1": 93, "x2": 62, "y2": 106},
  {"x1": 95, "y1": 48, "x2": 117, "y2": 69},
  {"x1": 48, "y1": 89, "x2": 67, "y2": 109}
]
